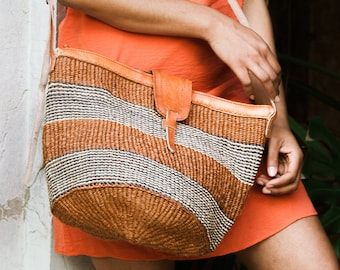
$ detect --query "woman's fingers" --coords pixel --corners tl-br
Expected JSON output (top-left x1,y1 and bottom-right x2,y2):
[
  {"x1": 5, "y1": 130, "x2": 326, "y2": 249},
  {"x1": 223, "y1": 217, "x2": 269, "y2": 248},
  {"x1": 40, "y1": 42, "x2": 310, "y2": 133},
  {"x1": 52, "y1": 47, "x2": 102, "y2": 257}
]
[
  {"x1": 228, "y1": 44, "x2": 281, "y2": 101},
  {"x1": 257, "y1": 150, "x2": 302, "y2": 195},
  {"x1": 256, "y1": 124, "x2": 304, "y2": 196},
  {"x1": 207, "y1": 18, "x2": 282, "y2": 101}
]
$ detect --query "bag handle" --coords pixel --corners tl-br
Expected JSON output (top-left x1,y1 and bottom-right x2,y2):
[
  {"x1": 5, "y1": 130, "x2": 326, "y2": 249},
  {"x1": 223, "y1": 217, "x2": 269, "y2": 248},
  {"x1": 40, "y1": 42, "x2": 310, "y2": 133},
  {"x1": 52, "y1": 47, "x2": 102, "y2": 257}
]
[
  {"x1": 46, "y1": 0, "x2": 57, "y2": 72},
  {"x1": 228, "y1": 0, "x2": 249, "y2": 27}
]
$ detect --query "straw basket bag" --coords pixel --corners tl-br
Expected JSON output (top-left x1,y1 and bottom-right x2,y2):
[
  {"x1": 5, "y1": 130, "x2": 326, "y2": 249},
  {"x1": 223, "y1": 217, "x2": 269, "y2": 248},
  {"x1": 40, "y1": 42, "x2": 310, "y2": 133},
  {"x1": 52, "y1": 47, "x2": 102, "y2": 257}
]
[{"x1": 43, "y1": 0, "x2": 276, "y2": 256}]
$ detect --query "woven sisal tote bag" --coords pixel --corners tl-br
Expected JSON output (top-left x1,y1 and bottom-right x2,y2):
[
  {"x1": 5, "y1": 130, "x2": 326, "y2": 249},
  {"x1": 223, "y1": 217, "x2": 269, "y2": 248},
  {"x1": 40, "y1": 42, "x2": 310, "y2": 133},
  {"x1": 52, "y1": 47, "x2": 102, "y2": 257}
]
[
  {"x1": 43, "y1": 48, "x2": 276, "y2": 256},
  {"x1": 43, "y1": 0, "x2": 277, "y2": 257}
]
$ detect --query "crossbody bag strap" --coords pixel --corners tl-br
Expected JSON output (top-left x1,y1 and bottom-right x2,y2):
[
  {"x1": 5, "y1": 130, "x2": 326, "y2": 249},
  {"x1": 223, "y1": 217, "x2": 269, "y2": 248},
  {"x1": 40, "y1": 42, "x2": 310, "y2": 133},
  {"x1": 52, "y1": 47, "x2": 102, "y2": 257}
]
[
  {"x1": 46, "y1": 0, "x2": 57, "y2": 72},
  {"x1": 228, "y1": 0, "x2": 250, "y2": 27}
]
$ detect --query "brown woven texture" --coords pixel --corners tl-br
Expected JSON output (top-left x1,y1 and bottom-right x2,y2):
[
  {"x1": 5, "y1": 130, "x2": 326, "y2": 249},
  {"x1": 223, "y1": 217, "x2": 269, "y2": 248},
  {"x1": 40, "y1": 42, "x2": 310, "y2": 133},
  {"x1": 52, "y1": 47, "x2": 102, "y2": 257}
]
[
  {"x1": 54, "y1": 185, "x2": 211, "y2": 256},
  {"x1": 49, "y1": 56, "x2": 268, "y2": 145},
  {"x1": 44, "y1": 119, "x2": 250, "y2": 220},
  {"x1": 43, "y1": 51, "x2": 274, "y2": 256}
]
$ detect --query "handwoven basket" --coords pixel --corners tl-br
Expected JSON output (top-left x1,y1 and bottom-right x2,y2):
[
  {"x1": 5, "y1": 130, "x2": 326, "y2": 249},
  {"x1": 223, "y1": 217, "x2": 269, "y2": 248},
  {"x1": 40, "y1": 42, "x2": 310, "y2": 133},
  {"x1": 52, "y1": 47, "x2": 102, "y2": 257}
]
[{"x1": 43, "y1": 48, "x2": 276, "y2": 256}]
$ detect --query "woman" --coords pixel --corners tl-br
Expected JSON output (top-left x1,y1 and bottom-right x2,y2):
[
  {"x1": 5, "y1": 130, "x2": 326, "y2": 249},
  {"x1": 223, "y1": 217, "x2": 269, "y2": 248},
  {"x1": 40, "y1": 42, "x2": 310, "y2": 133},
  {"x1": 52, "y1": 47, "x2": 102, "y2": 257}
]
[{"x1": 54, "y1": 0, "x2": 339, "y2": 269}]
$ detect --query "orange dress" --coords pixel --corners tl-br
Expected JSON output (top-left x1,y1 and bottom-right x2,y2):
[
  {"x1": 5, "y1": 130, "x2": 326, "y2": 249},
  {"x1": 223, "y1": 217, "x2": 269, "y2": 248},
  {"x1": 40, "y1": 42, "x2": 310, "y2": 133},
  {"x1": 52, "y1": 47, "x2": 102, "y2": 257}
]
[{"x1": 54, "y1": 0, "x2": 317, "y2": 260}]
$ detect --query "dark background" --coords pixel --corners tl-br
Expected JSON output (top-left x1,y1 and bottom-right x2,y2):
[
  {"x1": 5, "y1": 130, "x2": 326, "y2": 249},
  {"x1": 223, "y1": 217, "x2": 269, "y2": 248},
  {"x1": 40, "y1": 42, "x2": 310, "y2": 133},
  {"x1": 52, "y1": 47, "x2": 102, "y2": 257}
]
[{"x1": 268, "y1": 0, "x2": 340, "y2": 137}]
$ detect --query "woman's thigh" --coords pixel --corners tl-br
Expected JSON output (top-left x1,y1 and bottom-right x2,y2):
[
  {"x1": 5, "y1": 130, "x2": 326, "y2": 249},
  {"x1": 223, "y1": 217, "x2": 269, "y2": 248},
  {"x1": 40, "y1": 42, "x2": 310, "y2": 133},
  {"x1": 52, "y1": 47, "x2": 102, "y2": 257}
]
[
  {"x1": 91, "y1": 257, "x2": 175, "y2": 270},
  {"x1": 235, "y1": 216, "x2": 339, "y2": 270}
]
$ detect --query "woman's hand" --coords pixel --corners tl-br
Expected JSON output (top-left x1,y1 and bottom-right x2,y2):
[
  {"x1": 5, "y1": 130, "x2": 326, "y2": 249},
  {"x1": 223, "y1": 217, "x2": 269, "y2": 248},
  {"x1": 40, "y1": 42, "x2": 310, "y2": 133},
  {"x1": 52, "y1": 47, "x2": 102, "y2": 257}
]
[
  {"x1": 256, "y1": 123, "x2": 303, "y2": 195},
  {"x1": 206, "y1": 18, "x2": 281, "y2": 101}
]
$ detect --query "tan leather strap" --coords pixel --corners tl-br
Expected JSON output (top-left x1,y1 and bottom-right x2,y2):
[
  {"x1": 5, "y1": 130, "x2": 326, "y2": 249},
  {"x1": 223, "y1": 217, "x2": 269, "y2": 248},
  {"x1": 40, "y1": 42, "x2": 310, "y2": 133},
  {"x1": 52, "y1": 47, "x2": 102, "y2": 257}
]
[
  {"x1": 46, "y1": 0, "x2": 57, "y2": 72},
  {"x1": 228, "y1": 0, "x2": 249, "y2": 27}
]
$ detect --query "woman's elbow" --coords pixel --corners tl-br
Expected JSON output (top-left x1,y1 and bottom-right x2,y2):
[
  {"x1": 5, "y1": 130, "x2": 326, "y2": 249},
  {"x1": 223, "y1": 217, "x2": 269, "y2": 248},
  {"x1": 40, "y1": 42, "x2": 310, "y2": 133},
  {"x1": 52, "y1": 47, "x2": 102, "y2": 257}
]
[{"x1": 58, "y1": 0, "x2": 80, "y2": 7}]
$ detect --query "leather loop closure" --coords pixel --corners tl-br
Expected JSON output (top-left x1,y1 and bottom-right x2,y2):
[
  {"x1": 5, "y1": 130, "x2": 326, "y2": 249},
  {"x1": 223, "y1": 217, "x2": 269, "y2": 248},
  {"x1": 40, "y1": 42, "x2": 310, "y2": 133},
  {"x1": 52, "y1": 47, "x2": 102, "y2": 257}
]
[
  {"x1": 153, "y1": 70, "x2": 192, "y2": 152},
  {"x1": 163, "y1": 110, "x2": 178, "y2": 153}
]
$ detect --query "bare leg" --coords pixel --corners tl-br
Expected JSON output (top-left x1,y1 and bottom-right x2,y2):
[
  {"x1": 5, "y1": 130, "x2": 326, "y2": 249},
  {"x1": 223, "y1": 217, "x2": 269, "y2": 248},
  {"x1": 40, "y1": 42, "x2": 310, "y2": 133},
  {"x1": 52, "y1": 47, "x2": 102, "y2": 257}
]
[
  {"x1": 236, "y1": 216, "x2": 339, "y2": 270},
  {"x1": 91, "y1": 257, "x2": 175, "y2": 270}
]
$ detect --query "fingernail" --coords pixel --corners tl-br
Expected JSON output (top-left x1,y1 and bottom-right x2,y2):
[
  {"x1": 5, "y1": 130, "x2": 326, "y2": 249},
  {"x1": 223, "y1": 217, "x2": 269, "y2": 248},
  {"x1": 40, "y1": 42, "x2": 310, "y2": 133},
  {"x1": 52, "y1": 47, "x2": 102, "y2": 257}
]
[
  {"x1": 268, "y1": 166, "x2": 277, "y2": 177},
  {"x1": 263, "y1": 188, "x2": 271, "y2": 194},
  {"x1": 257, "y1": 180, "x2": 265, "y2": 186}
]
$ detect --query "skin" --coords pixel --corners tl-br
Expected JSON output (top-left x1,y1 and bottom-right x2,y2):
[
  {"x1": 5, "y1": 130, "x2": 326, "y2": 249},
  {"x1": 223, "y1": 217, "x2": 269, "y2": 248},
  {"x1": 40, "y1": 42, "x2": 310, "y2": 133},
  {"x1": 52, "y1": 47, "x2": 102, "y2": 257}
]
[{"x1": 57, "y1": 0, "x2": 340, "y2": 269}]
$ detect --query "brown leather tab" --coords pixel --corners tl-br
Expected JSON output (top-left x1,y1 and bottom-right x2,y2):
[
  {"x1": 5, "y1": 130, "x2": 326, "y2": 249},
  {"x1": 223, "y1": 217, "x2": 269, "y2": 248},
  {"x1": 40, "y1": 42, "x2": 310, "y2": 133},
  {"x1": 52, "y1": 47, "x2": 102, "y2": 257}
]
[
  {"x1": 153, "y1": 70, "x2": 192, "y2": 121},
  {"x1": 153, "y1": 70, "x2": 192, "y2": 152}
]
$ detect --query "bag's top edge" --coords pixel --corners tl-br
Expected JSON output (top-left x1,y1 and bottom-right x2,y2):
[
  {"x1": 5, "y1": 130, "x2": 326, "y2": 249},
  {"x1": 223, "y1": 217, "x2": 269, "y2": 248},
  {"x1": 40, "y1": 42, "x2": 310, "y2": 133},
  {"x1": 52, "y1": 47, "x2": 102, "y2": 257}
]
[
  {"x1": 54, "y1": 48, "x2": 276, "y2": 121},
  {"x1": 55, "y1": 48, "x2": 154, "y2": 86}
]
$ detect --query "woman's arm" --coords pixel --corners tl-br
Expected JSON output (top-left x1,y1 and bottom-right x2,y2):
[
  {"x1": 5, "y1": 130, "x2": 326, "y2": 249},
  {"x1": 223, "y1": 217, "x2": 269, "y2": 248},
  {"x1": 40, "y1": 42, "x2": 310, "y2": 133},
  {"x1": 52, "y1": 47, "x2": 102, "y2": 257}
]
[
  {"x1": 244, "y1": 0, "x2": 302, "y2": 195},
  {"x1": 59, "y1": 0, "x2": 281, "y2": 100},
  {"x1": 59, "y1": 0, "x2": 217, "y2": 38}
]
